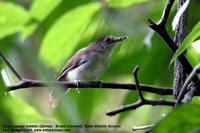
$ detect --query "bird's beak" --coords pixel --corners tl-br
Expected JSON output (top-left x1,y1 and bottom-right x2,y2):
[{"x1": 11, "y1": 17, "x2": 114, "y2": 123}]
[{"x1": 114, "y1": 36, "x2": 128, "y2": 42}]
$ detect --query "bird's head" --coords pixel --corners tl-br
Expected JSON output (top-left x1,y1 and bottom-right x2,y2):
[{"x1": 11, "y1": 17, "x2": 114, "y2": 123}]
[{"x1": 94, "y1": 35, "x2": 128, "y2": 50}]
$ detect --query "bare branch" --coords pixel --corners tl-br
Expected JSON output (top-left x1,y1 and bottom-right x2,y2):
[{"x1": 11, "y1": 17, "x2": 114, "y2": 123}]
[
  {"x1": 8, "y1": 79, "x2": 172, "y2": 95},
  {"x1": 106, "y1": 98, "x2": 175, "y2": 116}
]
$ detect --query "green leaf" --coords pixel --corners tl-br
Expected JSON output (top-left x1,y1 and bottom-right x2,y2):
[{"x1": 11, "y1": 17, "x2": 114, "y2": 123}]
[
  {"x1": 186, "y1": 40, "x2": 200, "y2": 67},
  {"x1": 30, "y1": 0, "x2": 63, "y2": 21},
  {"x1": 0, "y1": 70, "x2": 11, "y2": 126},
  {"x1": 0, "y1": 72, "x2": 50, "y2": 124},
  {"x1": 39, "y1": 3, "x2": 101, "y2": 67},
  {"x1": 21, "y1": 21, "x2": 38, "y2": 41},
  {"x1": 0, "y1": 2, "x2": 30, "y2": 39},
  {"x1": 152, "y1": 104, "x2": 200, "y2": 133},
  {"x1": 1, "y1": 96, "x2": 50, "y2": 124},
  {"x1": 117, "y1": 92, "x2": 138, "y2": 123},
  {"x1": 170, "y1": 21, "x2": 200, "y2": 65},
  {"x1": 20, "y1": 0, "x2": 63, "y2": 40},
  {"x1": 0, "y1": 46, "x2": 54, "y2": 125},
  {"x1": 108, "y1": 0, "x2": 148, "y2": 8}
]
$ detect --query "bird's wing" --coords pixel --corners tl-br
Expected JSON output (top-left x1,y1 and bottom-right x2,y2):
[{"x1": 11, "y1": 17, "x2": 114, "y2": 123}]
[{"x1": 57, "y1": 48, "x2": 88, "y2": 81}]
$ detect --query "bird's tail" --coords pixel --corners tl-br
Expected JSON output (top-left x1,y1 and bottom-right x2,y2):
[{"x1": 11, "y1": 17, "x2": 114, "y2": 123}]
[{"x1": 49, "y1": 76, "x2": 69, "y2": 108}]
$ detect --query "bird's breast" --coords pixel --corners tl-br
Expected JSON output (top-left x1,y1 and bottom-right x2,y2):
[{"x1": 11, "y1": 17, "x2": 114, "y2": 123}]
[{"x1": 67, "y1": 52, "x2": 110, "y2": 81}]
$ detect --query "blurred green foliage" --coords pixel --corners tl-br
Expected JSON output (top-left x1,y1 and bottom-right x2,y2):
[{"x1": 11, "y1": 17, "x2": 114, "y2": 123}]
[
  {"x1": 39, "y1": 3, "x2": 101, "y2": 67},
  {"x1": 0, "y1": 0, "x2": 200, "y2": 132},
  {"x1": 152, "y1": 104, "x2": 200, "y2": 133},
  {"x1": 0, "y1": 2, "x2": 30, "y2": 39}
]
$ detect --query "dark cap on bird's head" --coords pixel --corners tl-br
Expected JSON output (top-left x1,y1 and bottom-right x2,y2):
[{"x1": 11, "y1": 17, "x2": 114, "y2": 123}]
[{"x1": 95, "y1": 35, "x2": 128, "y2": 44}]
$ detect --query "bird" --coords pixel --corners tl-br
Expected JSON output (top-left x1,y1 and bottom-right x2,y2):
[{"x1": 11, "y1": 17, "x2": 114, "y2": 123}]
[{"x1": 49, "y1": 35, "x2": 128, "y2": 107}]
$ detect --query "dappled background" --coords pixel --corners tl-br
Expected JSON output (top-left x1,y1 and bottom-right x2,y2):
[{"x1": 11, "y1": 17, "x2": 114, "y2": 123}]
[{"x1": 0, "y1": 0, "x2": 200, "y2": 132}]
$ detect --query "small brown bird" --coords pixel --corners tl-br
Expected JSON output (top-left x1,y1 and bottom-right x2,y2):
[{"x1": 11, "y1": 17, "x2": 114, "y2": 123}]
[{"x1": 49, "y1": 35, "x2": 128, "y2": 107}]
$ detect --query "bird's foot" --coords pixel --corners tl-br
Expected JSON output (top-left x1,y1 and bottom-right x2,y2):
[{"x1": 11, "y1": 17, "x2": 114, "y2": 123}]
[
  {"x1": 98, "y1": 80, "x2": 103, "y2": 89},
  {"x1": 74, "y1": 80, "x2": 80, "y2": 93}
]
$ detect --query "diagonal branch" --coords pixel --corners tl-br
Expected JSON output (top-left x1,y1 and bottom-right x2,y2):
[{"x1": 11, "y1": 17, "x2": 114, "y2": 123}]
[
  {"x1": 175, "y1": 63, "x2": 200, "y2": 107},
  {"x1": 147, "y1": 0, "x2": 200, "y2": 91},
  {"x1": 106, "y1": 98, "x2": 175, "y2": 116},
  {"x1": 0, "y1": 51, "x2": 24, "y2": 81}
]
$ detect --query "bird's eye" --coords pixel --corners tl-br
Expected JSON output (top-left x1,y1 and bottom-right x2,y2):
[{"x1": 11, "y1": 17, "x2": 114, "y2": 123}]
[{"x1": 105, "y1": 37, "x2": 111, "y2": 42}]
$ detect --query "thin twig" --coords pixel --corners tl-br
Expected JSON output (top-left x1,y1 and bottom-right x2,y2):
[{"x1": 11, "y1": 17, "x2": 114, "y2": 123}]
[
  {"x1": 0, "y1": 51, "x2": 23, "y2": 80},
  {"x1": 175, "y1": 63, "x2": 200, "y2": 107},
  {"x1": 133, "y1": 65, "x2": 144, "y2": 100}
]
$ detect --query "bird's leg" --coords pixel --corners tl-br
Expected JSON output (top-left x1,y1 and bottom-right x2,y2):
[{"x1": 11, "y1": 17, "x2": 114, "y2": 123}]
[{"x1": 74, "y1": 80, "x2": 80, "y2": 93}]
